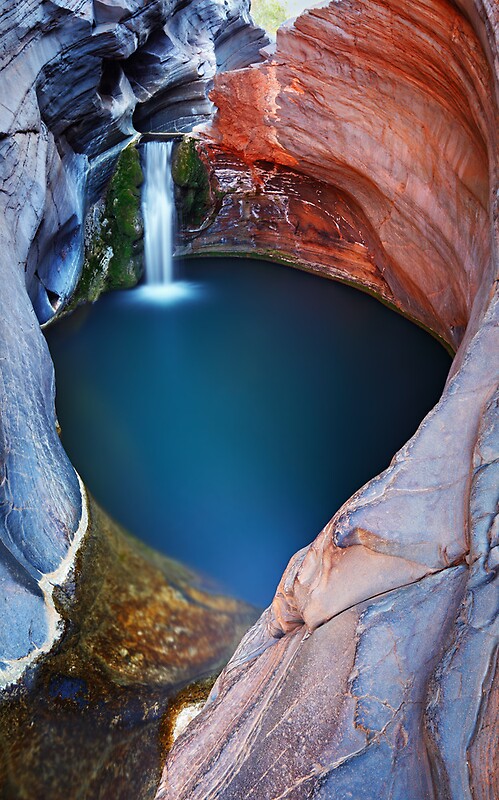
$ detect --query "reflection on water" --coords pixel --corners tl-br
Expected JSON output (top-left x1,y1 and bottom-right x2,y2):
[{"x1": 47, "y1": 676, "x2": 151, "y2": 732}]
[
  {"x1": 46, "y1": 258, "x2": 451, "y2": 607},
  {"x1": 118, "y1": 281, "x2": 201, "y2": 305}
]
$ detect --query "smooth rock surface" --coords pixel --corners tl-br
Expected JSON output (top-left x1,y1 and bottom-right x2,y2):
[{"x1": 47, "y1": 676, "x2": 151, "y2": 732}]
[
  {"x1": 0, "y1": 0, "x2": 266, "y2": 686},
  {"x1": 160, "y1": 566, "x2": 468, "y2": 799},
  {"x1": 0, "y1": 0, "x2": 498, "y2": 796},
  {"x1": 158, "y1": 0, "x2": 499, "y2": 797}
]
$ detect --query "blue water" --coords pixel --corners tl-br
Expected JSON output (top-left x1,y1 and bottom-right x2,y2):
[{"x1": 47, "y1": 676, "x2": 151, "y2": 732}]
[{"x1": 46, "y1": 258, "x2": 451, "y2": 607}]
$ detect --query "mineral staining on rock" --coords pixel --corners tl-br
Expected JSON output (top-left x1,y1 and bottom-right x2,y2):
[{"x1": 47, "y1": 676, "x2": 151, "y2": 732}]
[
  {"x1": 177, "y1": 143, "x2": 456, "y2": 351},
  {"x1": 171, "y1": 137, "x2": 216, "y2": 230},
  {"x1": 159, "y1": 566, "x2": 469, "y2": 799},
  {"x1": 165, "y1": 677, "x2": 217, "y2": 747},
  {"x1": 157, "y1": 0, "x2": 499, "y2": 797},
  {"x1": 207, "y1": 0, "x2": 494, "y2": 352}
]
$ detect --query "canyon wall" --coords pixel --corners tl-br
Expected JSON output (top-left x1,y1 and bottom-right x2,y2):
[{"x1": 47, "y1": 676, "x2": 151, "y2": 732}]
[
  {"x1": 0, "y1": 2, "x2": 263, "y2": 794},
  {"x1": 160, "y1": 0, "x2": 499, "y2": 797},
  {"x1": 0, "y1": 0, "x2": 265, "y2": 687},
  {"x1": 0, "y1": 0, "x2": 497, "y2": 797}
]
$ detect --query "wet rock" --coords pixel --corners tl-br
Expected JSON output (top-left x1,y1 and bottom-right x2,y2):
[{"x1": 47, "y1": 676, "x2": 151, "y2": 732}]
[
  {"x1": 70, "y1": 143, "x2": 145, "y2": 308},
  {"x1": 171, "y1": 137, "x2": 216, "y2": 229},
  {"x1": 0, "y1": 0, "x2": 267, "y2": 324},
  {"x1": 0, "y1": 0, "x2": 266, "y2": 687},
  {"x1": 0, "y1": 497, "x2": 256, "y2": 799},
  {"x1": 0, "y1": 0, "x2": 498, "y2": 797},
  {"x1": 178, "y1": 143, "x2": 439, "y2": 344}
]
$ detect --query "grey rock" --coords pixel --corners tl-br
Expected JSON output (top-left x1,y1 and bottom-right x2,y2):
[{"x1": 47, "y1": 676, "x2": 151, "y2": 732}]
[
  {"x1": 0, "y1": 0, "x2": 267, "y2": 684},
  {"x1": 155, "y1": 0, "x2": 499, "y2": 796},
  {"x1": 159, "y1": 567, "x2": 468, "y2": 799}
]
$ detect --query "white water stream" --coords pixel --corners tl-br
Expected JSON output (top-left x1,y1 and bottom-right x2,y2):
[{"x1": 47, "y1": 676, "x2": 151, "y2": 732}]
[{"x1": 142, "y1": 141, "x2": 175, "y2": 285}]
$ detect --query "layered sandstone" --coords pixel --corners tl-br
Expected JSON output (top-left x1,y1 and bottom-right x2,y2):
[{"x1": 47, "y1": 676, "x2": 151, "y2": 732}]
[
  {"x1": 159, "y1": 0, "x2": 499, "y2": 797},
  {"x1": 199, "y1": 0, "x2": 496, "y2": 351}
]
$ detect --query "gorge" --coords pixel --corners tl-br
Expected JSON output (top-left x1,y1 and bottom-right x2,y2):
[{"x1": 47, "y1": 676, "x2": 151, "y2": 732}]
[{"x1": 0, "y1": 0, "x2": 498, "y2": 798}]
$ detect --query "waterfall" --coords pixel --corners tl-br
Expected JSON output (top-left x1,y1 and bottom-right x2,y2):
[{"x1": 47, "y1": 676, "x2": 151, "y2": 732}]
[{"x1": 142, "y1": 141, "x2": 175, "y2": 285}]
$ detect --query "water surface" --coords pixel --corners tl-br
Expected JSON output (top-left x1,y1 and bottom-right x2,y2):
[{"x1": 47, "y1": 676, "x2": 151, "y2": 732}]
[{"x1": 46, "y1": 258, "x2": 451, "y2": 606}]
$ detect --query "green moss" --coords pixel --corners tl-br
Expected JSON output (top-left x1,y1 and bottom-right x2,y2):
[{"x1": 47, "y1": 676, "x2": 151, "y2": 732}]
[
  {"x1": 67, "y1": 144, "x2": 144, "y2": 312},
  {"x1": 171, "y1": 138, "x2": 212, "y2": 228},
  {"x1": 104, "y1": 144, "x2": 143, "y2": 288}
]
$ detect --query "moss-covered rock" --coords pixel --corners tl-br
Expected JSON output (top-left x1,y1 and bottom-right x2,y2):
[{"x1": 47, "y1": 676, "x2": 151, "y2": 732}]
[
  {"x1": 171, "y1": 138, "x2": 213, "y2": 229},
  {"x1": 69, "y1": 143, "x2": 144, "y2": 310},
  {"x1": 103, "y1": 144, "x2": 144, "y2": 286}
]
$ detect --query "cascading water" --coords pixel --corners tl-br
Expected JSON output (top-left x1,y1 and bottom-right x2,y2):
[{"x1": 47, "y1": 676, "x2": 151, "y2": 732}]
[{"x1": 142, "y1": 141, "x2": 175, "y2": 285}]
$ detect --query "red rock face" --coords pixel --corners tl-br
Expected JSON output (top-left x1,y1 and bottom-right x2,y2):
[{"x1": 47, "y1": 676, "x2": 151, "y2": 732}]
[
  {"x1": 183, "y1": 143, "x2": 454, "y2": 345},
  {"x1": 160, "y1": 0, "x2": 499, "y2": 798},
  {"x1": 208, "y1": 0, "x2": 494, "y2": 351},
  {"x1": 186, "y1": 146, "x2": 400, "y2": 304}
]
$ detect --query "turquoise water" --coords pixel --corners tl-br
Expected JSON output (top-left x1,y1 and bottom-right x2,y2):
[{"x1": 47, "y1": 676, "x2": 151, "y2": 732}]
[{"x1": 46, "y1": 258, "x2": 451, "y2": 607}]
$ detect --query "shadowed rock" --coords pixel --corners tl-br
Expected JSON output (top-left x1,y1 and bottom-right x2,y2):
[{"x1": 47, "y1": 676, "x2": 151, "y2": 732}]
[{"x1": 1, "y1": 0, "x2": 267, "y2": 323}]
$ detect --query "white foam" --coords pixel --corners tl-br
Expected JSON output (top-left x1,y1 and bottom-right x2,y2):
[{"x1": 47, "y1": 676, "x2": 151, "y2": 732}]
[{"x1": 142, "y1": 140, "x2": 175, "y2": 286}]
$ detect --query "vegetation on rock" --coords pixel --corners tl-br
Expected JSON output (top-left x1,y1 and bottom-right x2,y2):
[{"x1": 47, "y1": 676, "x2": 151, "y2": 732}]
[
  {"x1": 171, "y1": 138, "x2": 213, "y2": 229},
  {"x1": 69, "y1": 144, "x2": 144, "y2": 309}
]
